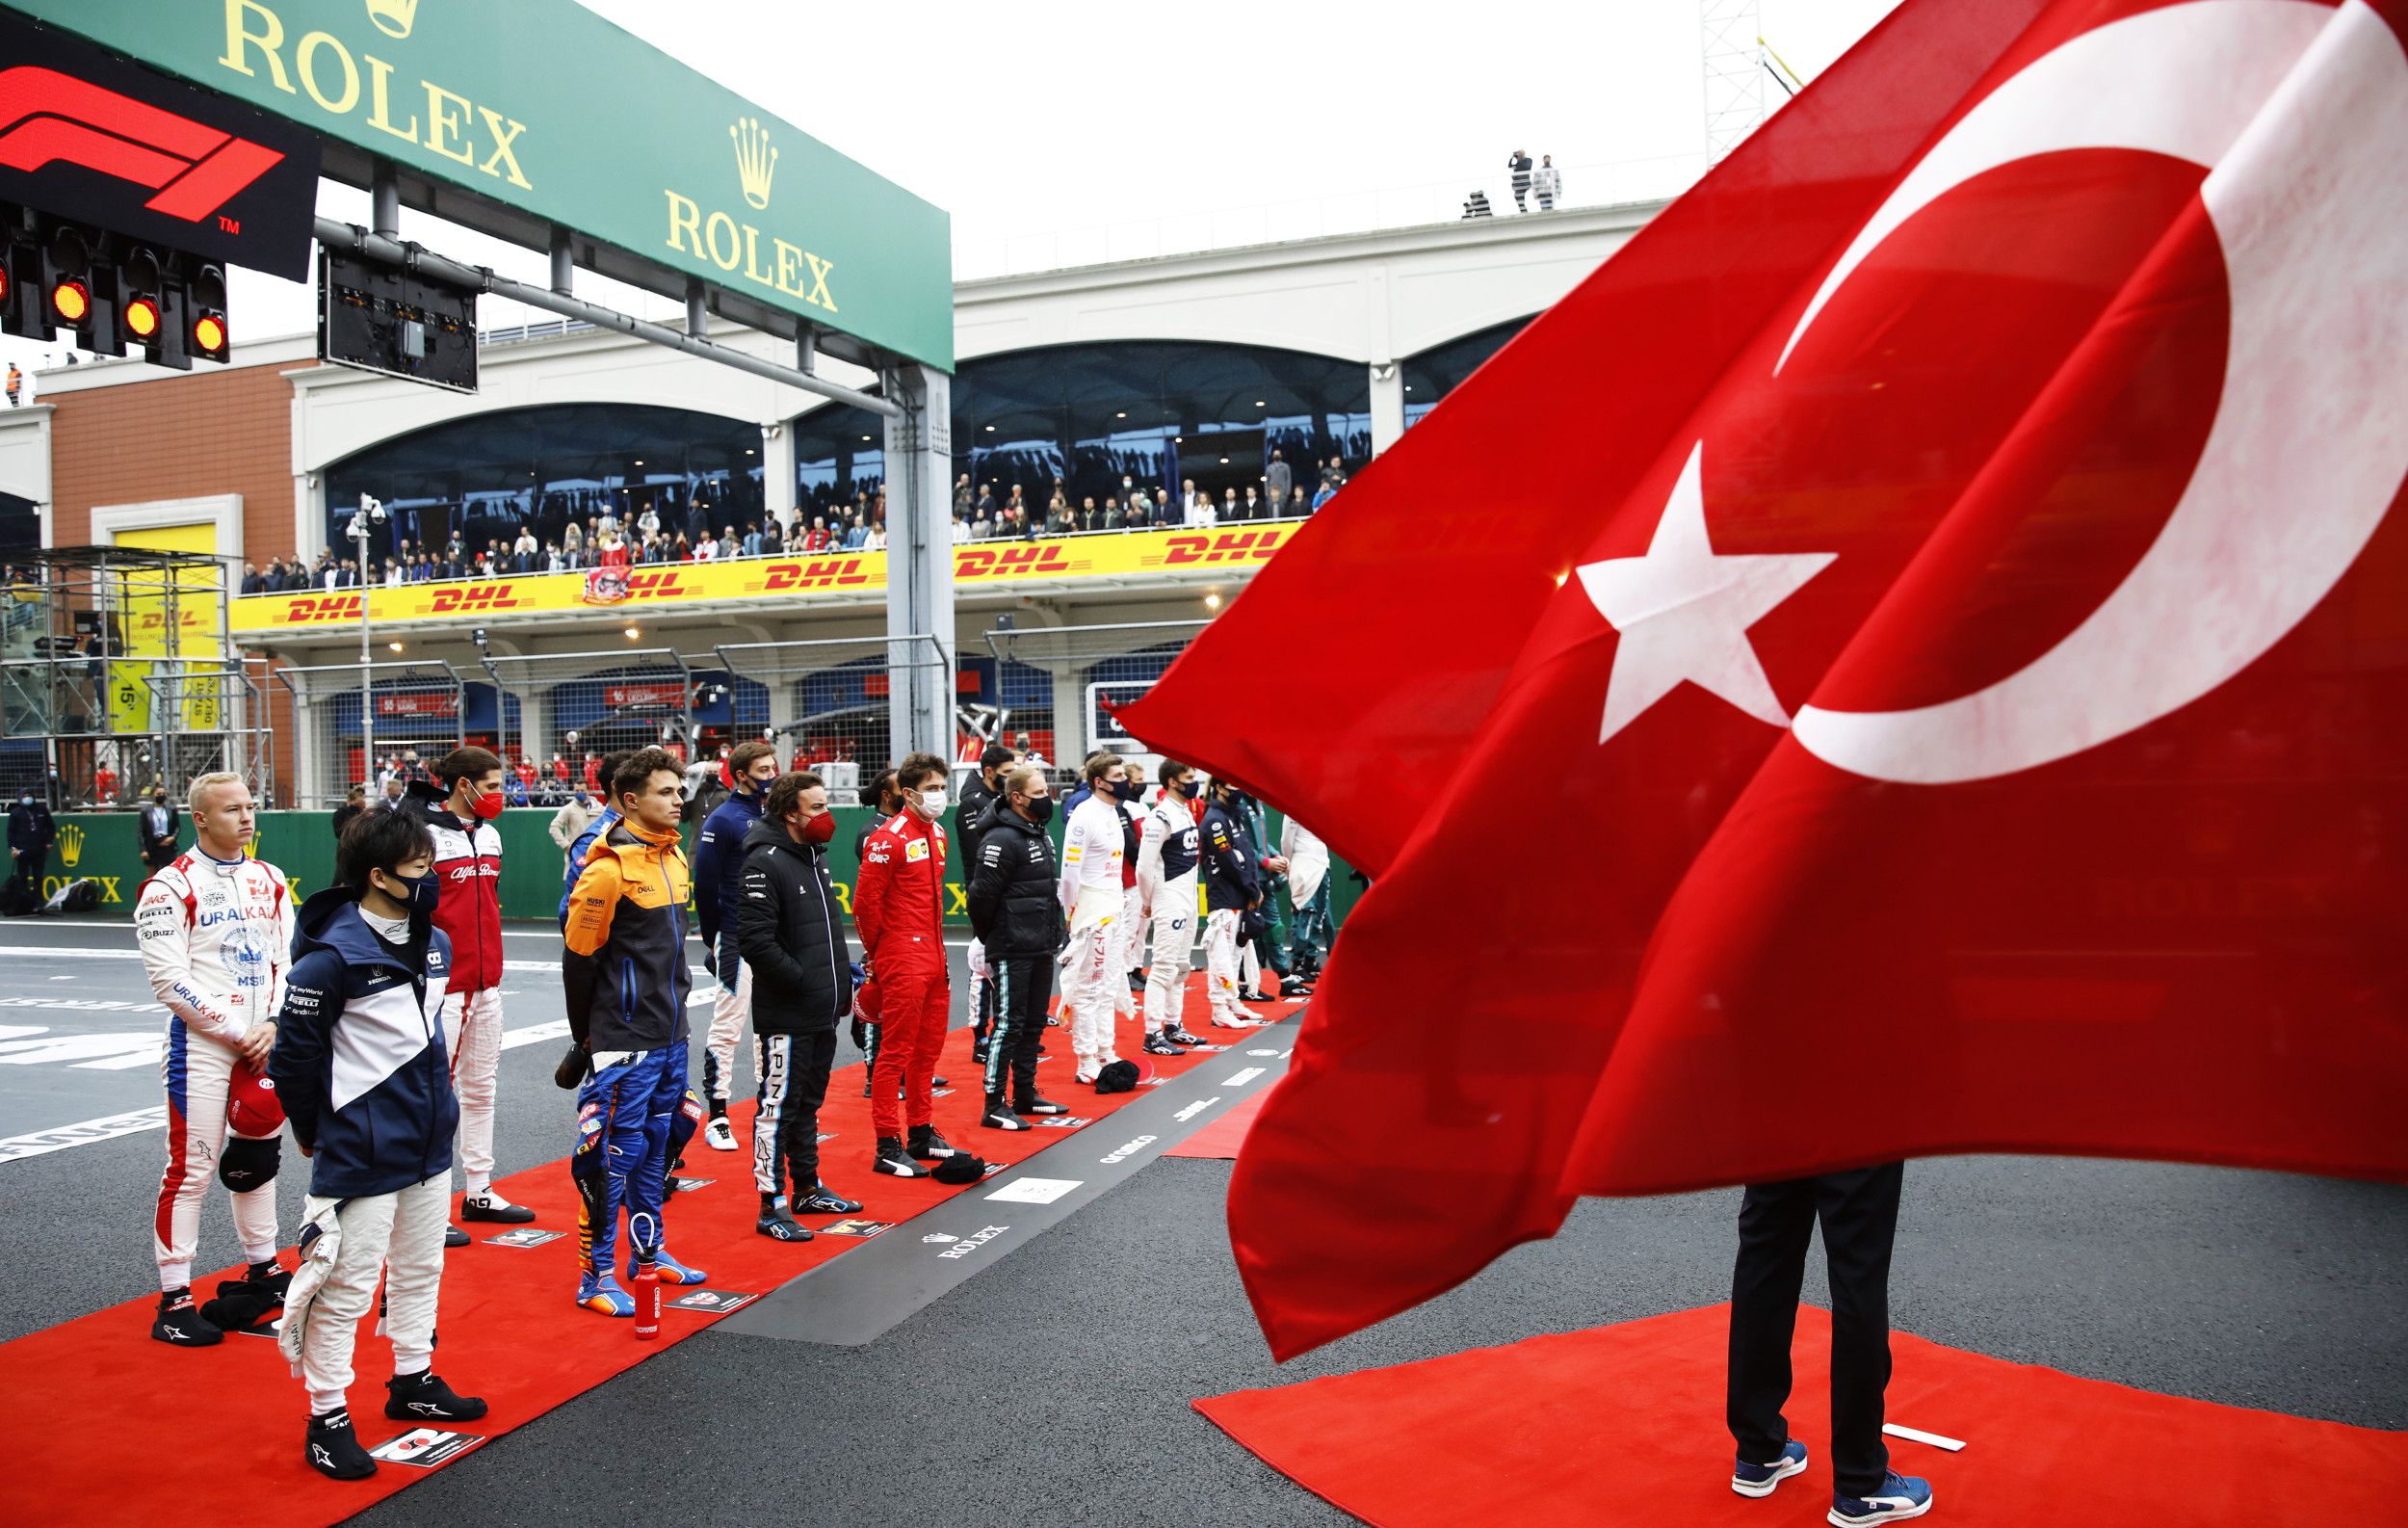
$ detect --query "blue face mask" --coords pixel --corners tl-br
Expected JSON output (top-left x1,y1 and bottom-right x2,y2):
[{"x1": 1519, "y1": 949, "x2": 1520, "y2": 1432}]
[
  {"x1": 386, "y1": 869, "x2": 440, "y2": 917},
  {"x1": 1176, "y1": 780, "x2": 1199, "y2": 800}
]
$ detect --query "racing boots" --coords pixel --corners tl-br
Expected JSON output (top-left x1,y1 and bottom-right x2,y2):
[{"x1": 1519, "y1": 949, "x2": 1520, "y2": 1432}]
[
  {"x1": 152, "y1": 1286, "x2": 224, "y2": 1347},
  {"x1": 907, "y1": 1123, "x2": 966, "y2": 1160},
  {"x1": 872, "y1": 1136, "x2": 929, "y2": 1176},
  {"x1": 384, "y1": 1371, "x2": 488, "y2": 1423}
]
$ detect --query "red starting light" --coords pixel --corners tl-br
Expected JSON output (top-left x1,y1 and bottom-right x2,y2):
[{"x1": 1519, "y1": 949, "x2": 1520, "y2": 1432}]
[
  {"x1": 50, "y1": 279, "x2": 89, "y2": 325},
  {"x1": 0, "y1": 265, "x2": 10, "y2": 305},
  {"x1": 192, "y1": 313, "x2": 227, "y2": 355},
  {"x1": 124, "y1": 297, "x2": 161, "y2": 341}
]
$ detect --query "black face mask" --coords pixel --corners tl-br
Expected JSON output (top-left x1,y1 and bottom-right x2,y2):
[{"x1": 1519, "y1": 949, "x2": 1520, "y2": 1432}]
[{"x1": 1019, "y1": 795, "x2": 1055, "y2": 825}]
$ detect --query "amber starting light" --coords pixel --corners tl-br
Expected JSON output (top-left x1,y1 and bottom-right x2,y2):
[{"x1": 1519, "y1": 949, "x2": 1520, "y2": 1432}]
[
  {"x1": 124, "y1": 297, "x2": 161, "y2": 341},
  {"x1": 50, "y1": 279, "x2": 89, "y2": 325}
]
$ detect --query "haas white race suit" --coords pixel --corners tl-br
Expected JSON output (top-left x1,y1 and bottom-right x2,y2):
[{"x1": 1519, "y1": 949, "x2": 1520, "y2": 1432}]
[{"x1": 136, "y1": 849, "x2": 296, "y2": 1291}]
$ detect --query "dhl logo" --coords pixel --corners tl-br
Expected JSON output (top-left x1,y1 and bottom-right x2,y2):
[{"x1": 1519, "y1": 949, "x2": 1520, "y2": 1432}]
[
  {"x1": 623, "y1": 570, "x2": 693, "y2": 601},
  {"x1": 283, "y1": 593, "x2": 365, "y2": 623},
  {"x1": 955, "y1": 544, "x2": 1069, "y2": 580},
  {"x1": 427, "y1": 583, "x2": 525, "y2": 615},
  {"x1": 1163, "y1": 529, "x2": 1290, "y2": 566},
  {"x1": 760, "y1": 558, "x2": 872, "y2": 592}
]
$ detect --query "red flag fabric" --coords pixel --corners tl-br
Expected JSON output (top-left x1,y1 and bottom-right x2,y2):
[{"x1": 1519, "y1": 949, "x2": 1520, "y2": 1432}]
[{"x1": 1117, "y1": 0, "x2": 2408, "y2": 1361}]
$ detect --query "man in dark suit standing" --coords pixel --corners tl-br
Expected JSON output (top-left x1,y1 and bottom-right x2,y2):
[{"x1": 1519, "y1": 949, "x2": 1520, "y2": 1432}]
[{"x1": 138, "y1": 787, "x2": 180, "y2": 878}]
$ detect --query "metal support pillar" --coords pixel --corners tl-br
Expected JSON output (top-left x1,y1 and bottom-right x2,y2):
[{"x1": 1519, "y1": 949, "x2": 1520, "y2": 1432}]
[
  {"x1": 763, "y1": 422, "x2": 797, "y2": 537},
  {"x1": 372, "y1": 163, "x2": 401, "y2": 238},
  {"x1": 767, "y1": 681, "x2": 798, "y2": 770},
  {"x1": 883, "y1": 363, "x2": 954, "y2": 764},
  {"x1": 685, "y1": 281, "x2": 709, "y2": 339},
  {"x1": 1368, "y1": 361, "x2": 1405, "y2": 456},
  {"x1": 550, "y1": 226, "x2": 575, "y2": 294}
]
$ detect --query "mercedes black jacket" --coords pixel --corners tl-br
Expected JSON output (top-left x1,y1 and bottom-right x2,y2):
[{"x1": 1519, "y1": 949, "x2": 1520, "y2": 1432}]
[
  {"x1": 735, "y1": 816, "x2": 853, "y2": 1035},
  {"x1": 965, "y1": 804, "x2": 1064, "y2": 959}
]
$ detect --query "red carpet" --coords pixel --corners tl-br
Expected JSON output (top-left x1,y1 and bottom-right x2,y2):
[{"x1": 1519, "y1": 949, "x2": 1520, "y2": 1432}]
[
  {"x1": 0, "y1": 976, "x2": 1298, "y2": 1528},
  {"x1": 1194, "y1": 1304, "x2": 2408, "y2": 1527},
  {"x1": 1163, "y1": 1078, "x2": 1278, "y2": 1158}
]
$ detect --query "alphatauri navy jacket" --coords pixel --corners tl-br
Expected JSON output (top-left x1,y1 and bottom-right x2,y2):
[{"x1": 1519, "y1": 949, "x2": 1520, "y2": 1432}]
[{"x1": 271, "y1": 885, "x2": 458, "y2": 1198}]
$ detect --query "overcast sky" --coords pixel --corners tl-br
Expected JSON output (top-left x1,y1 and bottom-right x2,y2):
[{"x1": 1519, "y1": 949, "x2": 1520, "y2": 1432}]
[{"x1": 5, "y1": 0, "x2": 1901, "y2": 379}]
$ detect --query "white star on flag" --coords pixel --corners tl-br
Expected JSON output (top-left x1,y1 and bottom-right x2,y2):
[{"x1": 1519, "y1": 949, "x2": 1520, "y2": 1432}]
[{"x1": 1577, "y1": 441, "x2": 1836, "y2": 744}]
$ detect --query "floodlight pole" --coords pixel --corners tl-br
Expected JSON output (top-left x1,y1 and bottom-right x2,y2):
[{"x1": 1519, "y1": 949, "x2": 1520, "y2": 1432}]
[{"x1": 353, "y1": 495, "x2": 380, "y2": 792}]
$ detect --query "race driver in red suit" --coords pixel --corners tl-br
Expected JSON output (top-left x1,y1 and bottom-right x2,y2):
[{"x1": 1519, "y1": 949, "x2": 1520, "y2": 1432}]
[{"x1": 851, "y1": 751, "x2": 967, "y2": 1178}]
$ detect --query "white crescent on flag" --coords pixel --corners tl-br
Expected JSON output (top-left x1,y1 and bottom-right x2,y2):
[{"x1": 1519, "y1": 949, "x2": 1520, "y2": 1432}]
[{"x1": 1787, "y1": 0, "x2": 2408, "y2": 784}]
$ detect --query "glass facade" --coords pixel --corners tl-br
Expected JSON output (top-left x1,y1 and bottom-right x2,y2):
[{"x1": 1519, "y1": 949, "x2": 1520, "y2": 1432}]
[
  {"x1": 0, "y1": 490, "x2": 35, "y2": 553},
  {"x1": 792, "y1": 340, "x2": 1376, "y2": 527},
  {"x1": 1402, "y1": 315, "x2": 1536, "y2": 431},
  {"x1": 324, "y1": 404, "x2": 767, "y2": 566}
]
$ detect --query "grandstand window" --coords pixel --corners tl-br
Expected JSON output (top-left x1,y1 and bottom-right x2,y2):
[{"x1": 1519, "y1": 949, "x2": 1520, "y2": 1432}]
[{"x1": 323, "y1": 404, "x2": 767, "y2": 566}]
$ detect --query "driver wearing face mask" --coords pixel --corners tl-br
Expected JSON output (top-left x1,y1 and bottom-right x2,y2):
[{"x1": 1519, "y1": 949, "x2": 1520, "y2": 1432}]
[
  {"x1": 407, "y1": 748, "x2": 527, "y2": 1240},
  {"x1": 694, "y1": 740, "x2": 783, "y2": 1149}
]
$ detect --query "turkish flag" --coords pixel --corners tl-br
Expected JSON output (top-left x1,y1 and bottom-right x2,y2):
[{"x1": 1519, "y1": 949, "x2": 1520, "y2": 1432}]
[{"x1": 1118, "y1": 0, "x2": 2408, "y2": 1360}]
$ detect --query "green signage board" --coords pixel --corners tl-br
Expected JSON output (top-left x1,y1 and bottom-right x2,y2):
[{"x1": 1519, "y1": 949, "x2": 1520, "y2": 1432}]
[
  {"x1": 44, "y1": 807, "x2": 1363, "y2": 932},
  {"x1": 10, "y1": 0, "x2": 953, "y2": 370}
]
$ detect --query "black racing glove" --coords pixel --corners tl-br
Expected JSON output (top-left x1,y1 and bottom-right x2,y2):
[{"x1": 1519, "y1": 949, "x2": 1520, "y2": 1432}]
[{"x1": 554, "y1": 1042, "x2": 591, "y2": 1091}]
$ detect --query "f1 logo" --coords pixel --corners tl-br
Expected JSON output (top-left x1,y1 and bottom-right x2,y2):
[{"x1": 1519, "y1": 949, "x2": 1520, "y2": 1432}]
[{"x1": 0, "y1": 66, "x2": 285, "y2": 223}]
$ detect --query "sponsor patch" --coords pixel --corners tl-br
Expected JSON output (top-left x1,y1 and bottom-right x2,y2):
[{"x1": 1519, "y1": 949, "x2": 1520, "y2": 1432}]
[{"x1": 904, "y1": 838, "x2": 929, "y2": 862}]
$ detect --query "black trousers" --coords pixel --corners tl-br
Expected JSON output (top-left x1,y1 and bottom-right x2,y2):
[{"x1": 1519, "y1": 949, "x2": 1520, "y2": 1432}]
[
  {"x1": 1727, "y1": 1162, "x2": 1905, "y2": 1497},
  {"x1": 982, "y1": 952, "x2": 1051, "y2": 1105},
  {"x1": 752, "y1": 1029, "x2": 835, "y2": 1199}
]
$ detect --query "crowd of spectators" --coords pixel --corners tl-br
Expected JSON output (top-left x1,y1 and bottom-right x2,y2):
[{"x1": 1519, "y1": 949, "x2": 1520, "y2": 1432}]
[
  {"x1": 236, "y1": 454, "x2": 1347, "y2": 596},
  {"x1": 948, "y1": 450, "x2": 1343, "y2": 544}
]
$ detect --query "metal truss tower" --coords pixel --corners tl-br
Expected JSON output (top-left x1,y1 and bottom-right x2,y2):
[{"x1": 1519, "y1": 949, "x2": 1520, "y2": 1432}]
[{"x1": 1701, "y1": 0, "x2": 1767, "y2": 162}]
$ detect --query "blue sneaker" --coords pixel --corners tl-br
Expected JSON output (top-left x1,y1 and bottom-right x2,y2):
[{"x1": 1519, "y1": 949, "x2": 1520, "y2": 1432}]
[
  {"x1": 641, "y1": 1249, "x2": 709, "y2": 1286},
  {"x1": 1829, "y1": 1471, "x2": 1933, "y2": 1526},
  {"x1": 1733, "y1": 1439, "x2": 1809, "y2": 1498},
  {"x1": 576, "y1": 1275, "x2": 634, "y2": 1317}
]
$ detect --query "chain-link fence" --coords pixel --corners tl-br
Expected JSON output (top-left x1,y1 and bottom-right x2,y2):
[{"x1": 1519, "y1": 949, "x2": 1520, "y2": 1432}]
[
  {"x1": 479, "y1": 648, "x2": 694, "y2": 802},
  {"x1": 982, "y1": 619, "x2": 1208, "y2": 769},
  {"x1": 276, "y1": 660, "x2": 467, "y2": 808},
  {"x1": 713, "y1": 635, "x2": 947, "y2": 791}
]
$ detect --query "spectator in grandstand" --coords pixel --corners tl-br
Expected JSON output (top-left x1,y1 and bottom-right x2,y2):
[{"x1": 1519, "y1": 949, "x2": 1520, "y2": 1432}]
[
  {"x1": 952, "y1": 513, "x2": 970, "y2": 545},
  {"x1": 1045, "y1": 497, "x2": 1074, "y2": 537},
  {"x1": 1464, "y1": 189, "x2": 1494, "y2": 218},
  {"x1": 1008, "y1": 485, "x2": 1029, "y2": 522},
  {"x1": 1534, "y1": 154, "x2": 1561, "y2": 210},
  {"x1": 865, "y1": 520, "x2": 887, "y2": 551},
  {"x1": 1241, "y1": 486, "x2": 1265, "y2": 520},
  {"x1": 975, "y1": 483, "x2": 996, "y2": 527},
  {"x1": 762, "y1": 519, "x2": 785, "y2": 557},
  {"x1": 1314, "y1": 475, "x2": 1342, "y2": 512},
  {"x1": 240, "y1": 563, "x2": 262, "y2": 595},
  {"x1": 1266, "y1": 450, "x2": 1293, "y2": 506},
  {"x1": 1508, "y1": 149, "x2": 1533, "y2": 211},
  {"x1": 841, "y1": 515, "x2": 866, "y2": 550},
  {"x1": 954, "y1": 474, "x2": 973, "y2": 521},
  {"x1": 1290, "y1": 486, "x2": 1314, "y2": 517}
]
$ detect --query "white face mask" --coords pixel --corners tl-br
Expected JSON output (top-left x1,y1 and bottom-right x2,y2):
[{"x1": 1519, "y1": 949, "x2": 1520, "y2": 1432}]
[{"x1": 916, "y1": 787, "x2": 949, "y2": 818}]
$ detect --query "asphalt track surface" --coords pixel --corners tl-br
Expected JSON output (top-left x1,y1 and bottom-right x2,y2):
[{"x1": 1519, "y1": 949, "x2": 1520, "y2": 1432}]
[{"x1": 2, "y1": 917, "x2": 2402, "y2": 1527}]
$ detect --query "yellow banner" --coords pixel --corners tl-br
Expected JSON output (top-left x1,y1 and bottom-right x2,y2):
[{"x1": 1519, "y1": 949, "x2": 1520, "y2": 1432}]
[
  {"x1": 105, "y1": 660, "x2": 153, "y2": 733},
  {"x1": 233, "y1": 523, "x2": 1302, "y2": 634}
]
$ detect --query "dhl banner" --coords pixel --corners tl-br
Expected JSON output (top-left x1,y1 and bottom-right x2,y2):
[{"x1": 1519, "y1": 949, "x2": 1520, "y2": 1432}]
[{"x1": 233, "y1": 524, "x2": 1299, "y2": 634}]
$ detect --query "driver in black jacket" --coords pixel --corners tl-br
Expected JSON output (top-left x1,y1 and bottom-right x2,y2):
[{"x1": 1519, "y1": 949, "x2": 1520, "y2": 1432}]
[
  {"x1": 965, "y1": 763, "x2": 1068, "y2": 1131},
  {"x1": 954, "y1": 745, "x2": 1017, "y2": 1057},
  {"x1": 734, "y1": 771, "x2": 865, "y2": 1241}
]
